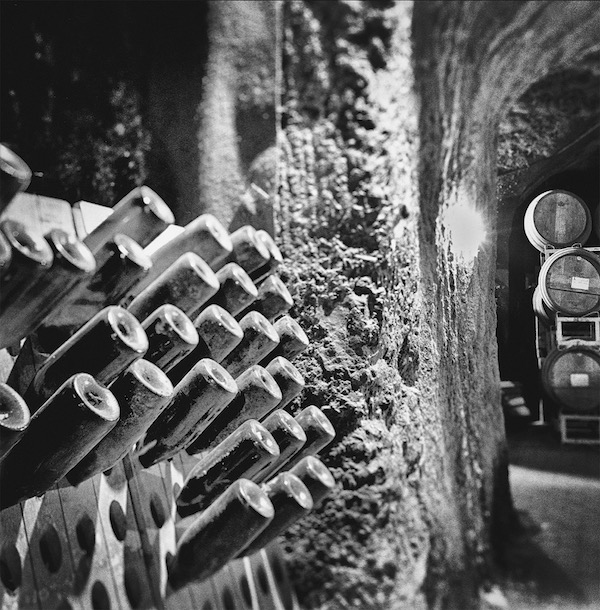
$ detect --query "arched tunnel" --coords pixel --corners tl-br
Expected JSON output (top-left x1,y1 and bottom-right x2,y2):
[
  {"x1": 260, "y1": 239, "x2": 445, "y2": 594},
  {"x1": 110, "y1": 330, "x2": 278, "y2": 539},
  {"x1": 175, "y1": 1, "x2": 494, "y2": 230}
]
[
  {"x1": 501, "y1": 154, "x2": 600, "y2": 418},
  {"x1": 0, "y1": 2, "x2": 599, "y2": 609},
  {"x1": 497, "y1": 62, "x2": 600, "y2": 420}
]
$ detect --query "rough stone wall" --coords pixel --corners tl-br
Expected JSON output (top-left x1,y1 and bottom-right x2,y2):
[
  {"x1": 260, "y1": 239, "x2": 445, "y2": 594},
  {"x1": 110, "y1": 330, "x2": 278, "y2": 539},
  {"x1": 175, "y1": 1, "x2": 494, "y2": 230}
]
[
  {"x1": 277, "y1": 3, "x2": 433, "y2": 608},
  {"x1": 276, "y1": 2, "x2": 600, "y2": 609},
  {"x1": 497, "y1": 53, "x2": 600, "y2": 174}
]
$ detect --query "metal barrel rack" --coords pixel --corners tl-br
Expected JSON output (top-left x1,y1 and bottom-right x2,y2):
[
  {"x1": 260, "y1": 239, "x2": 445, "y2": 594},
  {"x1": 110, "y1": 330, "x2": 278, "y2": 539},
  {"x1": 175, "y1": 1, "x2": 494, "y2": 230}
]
[{"x1": 525, "y1": 189, "x2": 600, "y2": 444}]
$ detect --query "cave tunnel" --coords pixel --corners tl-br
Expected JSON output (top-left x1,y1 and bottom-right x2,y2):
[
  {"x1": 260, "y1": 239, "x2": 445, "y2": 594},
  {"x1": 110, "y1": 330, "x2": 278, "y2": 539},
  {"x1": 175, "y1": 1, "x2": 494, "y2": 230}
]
[
  {"x1": 1, "y1": 2, "x2": 600, "y2": 609},
  {"x1": 493, "y1": 60, "x2": 600, "y2": 606},
  {"x1": 498, "y1": 151, "x2": 600, "y2": 419},
  {"x1": 494, "y1": 50, "x2": 600, "y2": 420}
]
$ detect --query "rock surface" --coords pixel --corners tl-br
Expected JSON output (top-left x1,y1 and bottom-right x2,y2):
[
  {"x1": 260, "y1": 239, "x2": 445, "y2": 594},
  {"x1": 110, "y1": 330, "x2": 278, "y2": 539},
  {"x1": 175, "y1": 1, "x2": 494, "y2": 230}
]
[{"x1": 276, "y1": 2, "x2": 600, "y2": 609}]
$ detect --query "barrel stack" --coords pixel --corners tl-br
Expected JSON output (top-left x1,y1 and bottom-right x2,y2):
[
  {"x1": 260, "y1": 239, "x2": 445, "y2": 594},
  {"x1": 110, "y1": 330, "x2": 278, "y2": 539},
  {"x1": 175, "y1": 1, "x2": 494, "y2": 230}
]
[{"x1": 525, "y1": 189, "x2": 600, "y2": 444}]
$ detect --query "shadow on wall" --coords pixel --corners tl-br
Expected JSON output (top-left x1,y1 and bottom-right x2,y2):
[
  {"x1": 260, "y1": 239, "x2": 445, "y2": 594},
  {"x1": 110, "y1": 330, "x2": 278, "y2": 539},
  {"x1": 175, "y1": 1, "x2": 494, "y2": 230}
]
[{"x1": 0, "y1": 1, "x2": 277, "y2": 228}]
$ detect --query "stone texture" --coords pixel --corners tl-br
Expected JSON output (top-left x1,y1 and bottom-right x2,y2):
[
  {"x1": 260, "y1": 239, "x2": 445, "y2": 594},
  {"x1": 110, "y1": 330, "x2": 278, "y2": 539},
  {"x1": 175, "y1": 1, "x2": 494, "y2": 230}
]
[
  {"x1": 497, "y1": 57, "x2": 600, "y2": 174},
  {"x1": 276, "y1": 2, "x2": 600, "y2": 609}
]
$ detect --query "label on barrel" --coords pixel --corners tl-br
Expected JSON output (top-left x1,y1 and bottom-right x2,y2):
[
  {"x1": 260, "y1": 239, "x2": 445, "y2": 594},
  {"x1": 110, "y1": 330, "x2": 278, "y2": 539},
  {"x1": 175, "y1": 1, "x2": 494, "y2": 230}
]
[
  {"x1": 570, "y1": 373, "x2": 589, "y2": 387},
  {"x1": 571, "y1": 276, "x2": 590, "y2": 291}
]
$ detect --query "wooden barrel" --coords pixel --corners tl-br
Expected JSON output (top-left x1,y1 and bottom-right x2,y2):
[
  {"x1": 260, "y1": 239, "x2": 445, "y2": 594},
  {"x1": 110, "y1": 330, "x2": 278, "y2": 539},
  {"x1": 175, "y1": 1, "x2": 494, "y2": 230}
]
[
  {"x1": 524, "y1": 190, "x2": 592, "y2": 252},
  {"x1": 532, "y1": 284, "x2": 552, "y2": 325},
  {"x1": 541, "y1": 346, "x2": 600, "y2": 413},
  {"x1": 538, "y1": 247, "x2": 600, "y2": 316}
]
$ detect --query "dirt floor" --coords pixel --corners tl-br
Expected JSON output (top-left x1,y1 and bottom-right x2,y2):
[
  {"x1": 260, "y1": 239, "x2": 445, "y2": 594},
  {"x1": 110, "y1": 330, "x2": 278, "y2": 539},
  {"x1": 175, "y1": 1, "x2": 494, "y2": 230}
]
[{"x1": 501, "y1": 423, "x2": 600, "y2": 610}]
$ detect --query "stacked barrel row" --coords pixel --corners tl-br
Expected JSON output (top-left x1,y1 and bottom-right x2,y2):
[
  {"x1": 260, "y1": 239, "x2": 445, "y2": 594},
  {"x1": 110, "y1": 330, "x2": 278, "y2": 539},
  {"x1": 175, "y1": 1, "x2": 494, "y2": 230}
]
[
  {"x1": 0, "y1": 146, "x2": 336, "y2": 600},
  {"x1": 525, "y1": 189, "x2": 600, "y2": 424}
]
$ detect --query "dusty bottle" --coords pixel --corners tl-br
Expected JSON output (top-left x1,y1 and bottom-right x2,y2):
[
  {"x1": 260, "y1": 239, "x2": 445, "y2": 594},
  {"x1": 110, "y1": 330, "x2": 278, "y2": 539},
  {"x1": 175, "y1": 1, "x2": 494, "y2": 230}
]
[
  {"x1": 287, "y1": 456, "x2": 336, "y2": 507},
  {"x1": 224, "y1": 226, "x2": 271, "y2": 275},
  {"x1": 167, "y1": 305, "x2": 244, "y2": 385},
  {"x1": 141, "y1": 304, "x2": 199, "y2": 372},
  {"x1": 276, "y1": 405, "x2": 336, "y2": 473},
  {"x1": 138, "y1": 359, "x2": 238, "y2": 467},
  {"x1": 237, "y1": 275, "x2": 293, "y2": 322},
  {"x1": 0, "y1": 373, "x2": 120, "y2": 508},
  {"x1": 220, "y1": 311, "x2": 280, "y2": 378},
  {"x1": 260, "y1": 315, "x2": 309, "y2": 365},
  {"x1": 251, "y1": 410, "x2": 307, "y2": 484},
  {"x1": 0, "y1": 144, "x2": 32, "y2": 213},
  {"x1": 168, "y1": 479, "x2": 274, "y2": 589},
  {"x1": 77, "y1": 232, "x2": 151, "y2": 285},
  {"x1": 236, "y1": 472, "x2": 313, "y2": 557},
  {"x1": 67, "y1": 360, "x2": 174, "y2": 484},
  {"x1": 263, "y1": 357, "x2": 305, "y2": 415},
  {"x1": 193, "y1": 306, "x2": 244, "y2": 363},
  {"x1": 27, "y1": 306, "x2": 148, "y2": 411},
  {"x1": 251, "y1": 230, "x2": 283, "y2": 283},
  {"x1": 0, "y1": 229, "x2": 96, "y2": 349},
  {"x1": 186, "y1": 365, "x2": 282, "y2": 454},
  {"x1": 155, "y1": 212, "x2": 232, "y2": 266},
  {"x1": 127, "y1": 252, "x2": 219, "y2": 321},
  {"x1": 131, "y1": 214, "x2": 232, "y2": 304},
  {"x1": 0, "y1": 383, "x2": 31, "y2": 464},
  {"x1": 90, "y1": 234, "x2": 153, "y2": 304},
  {"x1": 205, "y1": 263, "x2": 258, "y2": 316},
  {"x1": 176, "y1": 419, "x2": 279, "y2": 515},
  {"x1": 83, "y1": 186, "x2": 175, "y2": 253},
  {"x1": 37, "y1": 234, "x2": 153, "y2": 351},
  {"x1": 0, "y1": 220, "x2": 53, "y2": 314}
]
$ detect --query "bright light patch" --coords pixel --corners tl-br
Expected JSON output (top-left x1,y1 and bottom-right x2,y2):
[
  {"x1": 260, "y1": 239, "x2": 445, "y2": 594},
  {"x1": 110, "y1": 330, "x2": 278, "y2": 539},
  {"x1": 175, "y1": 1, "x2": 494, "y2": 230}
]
[{"x1": 442, "y1": 202, "x2": 486, "y2": 262}]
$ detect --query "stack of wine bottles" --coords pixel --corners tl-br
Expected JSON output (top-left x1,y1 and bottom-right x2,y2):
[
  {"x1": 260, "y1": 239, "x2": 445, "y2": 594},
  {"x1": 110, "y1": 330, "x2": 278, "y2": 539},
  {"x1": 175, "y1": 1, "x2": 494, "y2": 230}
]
[
  {"x1": 525, "y1": 189, "x2": 600, "y2": 442},
  {"x1": 0, "y1": 143, "x2": 337, "y2": 608}
]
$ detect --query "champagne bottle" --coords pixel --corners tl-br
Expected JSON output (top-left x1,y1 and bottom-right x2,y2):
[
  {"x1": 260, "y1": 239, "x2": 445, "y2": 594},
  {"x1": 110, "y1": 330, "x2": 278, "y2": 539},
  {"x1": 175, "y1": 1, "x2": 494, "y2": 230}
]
[{"x1": 0, "y1": 374, "x2": 119, "y2": 508}]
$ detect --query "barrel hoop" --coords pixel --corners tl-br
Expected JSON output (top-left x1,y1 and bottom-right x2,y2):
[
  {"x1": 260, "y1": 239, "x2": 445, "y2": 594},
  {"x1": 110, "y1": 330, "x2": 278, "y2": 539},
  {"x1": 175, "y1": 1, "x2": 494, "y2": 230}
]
[
  {"x1": 545, "y1": 283, "x2": 600, "y2": 296},
  {"x1": 538, "y1": 248, "x2": 600, "y2": 316},
  {"x1": 532, "y1": 285, "x2": 552, "y2": 323}
]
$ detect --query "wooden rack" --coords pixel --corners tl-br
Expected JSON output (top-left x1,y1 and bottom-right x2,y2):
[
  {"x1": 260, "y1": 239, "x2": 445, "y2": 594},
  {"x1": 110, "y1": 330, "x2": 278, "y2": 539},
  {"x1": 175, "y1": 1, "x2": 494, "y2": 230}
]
[{"x1": 0, "y1": 195, "x2": 301, "y2": 610}]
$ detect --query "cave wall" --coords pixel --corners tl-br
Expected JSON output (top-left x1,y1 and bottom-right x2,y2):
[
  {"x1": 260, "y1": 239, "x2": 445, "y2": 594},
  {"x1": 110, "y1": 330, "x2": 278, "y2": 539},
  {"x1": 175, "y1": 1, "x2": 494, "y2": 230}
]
[{"x1": 276, "y1": 1, "x2": 600, "y2": 609}]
